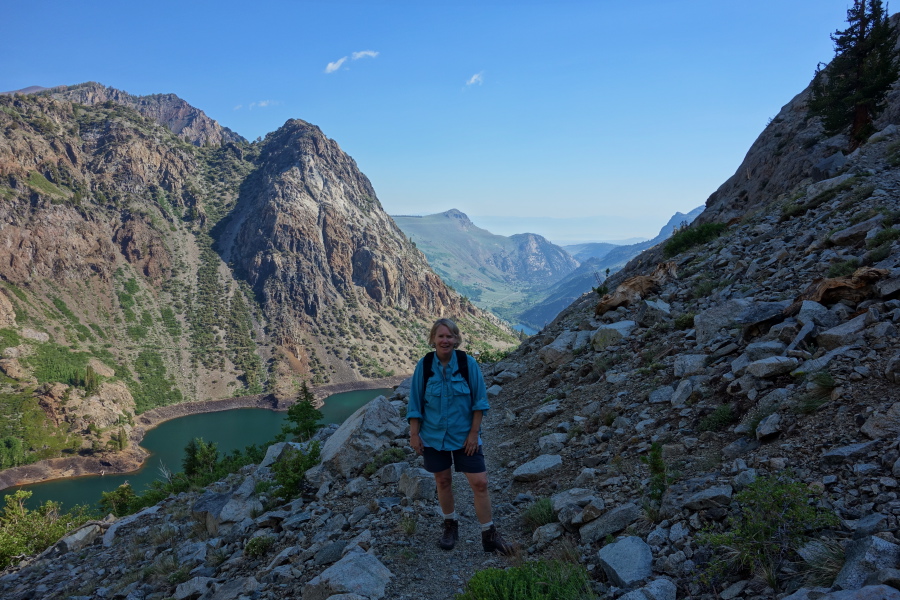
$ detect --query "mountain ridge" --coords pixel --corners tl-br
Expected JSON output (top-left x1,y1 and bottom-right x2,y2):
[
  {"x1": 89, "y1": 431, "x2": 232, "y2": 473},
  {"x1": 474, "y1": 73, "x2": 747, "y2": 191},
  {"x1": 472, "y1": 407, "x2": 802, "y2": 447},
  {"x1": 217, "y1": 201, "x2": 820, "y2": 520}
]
[{"x1": 393, "y1": 209, "x2": 578, "y2": 325}]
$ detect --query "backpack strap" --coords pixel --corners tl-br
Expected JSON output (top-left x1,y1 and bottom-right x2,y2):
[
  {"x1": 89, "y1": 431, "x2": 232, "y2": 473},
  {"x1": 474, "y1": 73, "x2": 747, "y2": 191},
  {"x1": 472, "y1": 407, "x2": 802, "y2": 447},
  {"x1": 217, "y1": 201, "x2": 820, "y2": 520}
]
[
  {"x1": 421, "y1": 351, "x2": 435, "y2": 400},
  {"x1": 455, "y1": 350, "x2": 473, "y2": 402}
]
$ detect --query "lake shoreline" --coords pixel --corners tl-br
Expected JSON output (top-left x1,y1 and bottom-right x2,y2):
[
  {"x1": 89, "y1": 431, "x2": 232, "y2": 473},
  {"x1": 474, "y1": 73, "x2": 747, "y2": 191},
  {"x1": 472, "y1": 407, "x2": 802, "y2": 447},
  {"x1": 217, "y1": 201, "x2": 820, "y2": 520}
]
[{"x1": 0, "y1": 375, "x2": 407, "y2": 492}]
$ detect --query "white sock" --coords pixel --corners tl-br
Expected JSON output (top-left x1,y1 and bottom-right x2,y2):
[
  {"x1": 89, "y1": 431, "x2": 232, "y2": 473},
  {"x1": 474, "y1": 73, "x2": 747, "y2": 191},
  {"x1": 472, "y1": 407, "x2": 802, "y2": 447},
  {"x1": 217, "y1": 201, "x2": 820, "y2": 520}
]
[
  {"x1": 480, "y1": 521, "x2": 494, "y2": 531},
  {"x1": 443, "y1": 511, "x2": 457, "y2": 521}
]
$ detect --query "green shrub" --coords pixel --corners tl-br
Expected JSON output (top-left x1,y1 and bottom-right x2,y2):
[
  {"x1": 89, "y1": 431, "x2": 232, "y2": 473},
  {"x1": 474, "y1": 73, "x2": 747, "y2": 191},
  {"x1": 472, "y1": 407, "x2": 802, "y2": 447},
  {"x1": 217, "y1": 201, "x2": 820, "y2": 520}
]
[
  {"x1": 477, "y1": 347, "x2": 514, "y2": 364},
  {"x1": 826, "y1": 259, "x2": 859, "y2": 278},
  {"x1": 399, "y1": 514, "x2": 417, "y2": 536},
  {"x1": 0, "y1": 490, "x2": 96, "y2": 569},
  {"x1": 362, "y1": 447, "x2": 407, "y2": 477},
  {"x1": 99, "y1": 483, "x2": 138, "y2": 517},
  {"x1": 664, "y1": 223, "x2": 726, "y2": 258},
  {"x1": 673, "y1": 313, "x2": 696, "y2": 330},
  {"x1": 698, "y1": 474, "x2": 838, "y2": 589},
  {"x1": 0, "y1": 329, "x2": 21, "y2": 349},
  {"x1": 868, "y1": 242, "x2": 892, "y2": 263},
  {"x1": 691, "y1": 278, "x2": 721, "y2": 299},
  {"x1": 523, "y1": 498, "x2": 556, "y2": 531},
  {"x1": 867, "y1": 226, "x2": 900, "y2": 249},
  {"x1": 26, "y1": 342, "x2": 90, "y2": 386},
  {"x1": 130, "y1": 350, "x2": 183, "y2": 412},
  {"x1": 270, "y1": 441, "x2": 321, "y2": 499},
  {"x1": 456, "y1": 560, "x2": 593, "y2": 600},
  {"x1": 639, "y1": 442, "x2": 670, "y2": 503},
  {"x1": 244, "y1": 535, "x2": 274, "y2": 558},
  {"x1": 26, "y1": 171, "x2": 64, "y2": 197},
  {"x1": 699, "y1": 404, "x2": 736, "y2": 432}
]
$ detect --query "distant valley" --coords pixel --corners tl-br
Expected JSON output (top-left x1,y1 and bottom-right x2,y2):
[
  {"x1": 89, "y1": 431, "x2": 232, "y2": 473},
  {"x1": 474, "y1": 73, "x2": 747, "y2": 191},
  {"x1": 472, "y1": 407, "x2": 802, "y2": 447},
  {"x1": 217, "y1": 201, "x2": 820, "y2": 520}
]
[{"x1": 393, "y1": 206, "x2": 702, "y2": 329}]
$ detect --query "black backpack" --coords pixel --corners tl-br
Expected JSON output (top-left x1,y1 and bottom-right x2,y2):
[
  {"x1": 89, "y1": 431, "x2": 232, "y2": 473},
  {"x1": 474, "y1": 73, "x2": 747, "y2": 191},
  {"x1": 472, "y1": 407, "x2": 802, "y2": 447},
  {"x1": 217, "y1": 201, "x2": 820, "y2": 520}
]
[{"x1": 421, "y1": 350, "x2": 474, "y2": 401}]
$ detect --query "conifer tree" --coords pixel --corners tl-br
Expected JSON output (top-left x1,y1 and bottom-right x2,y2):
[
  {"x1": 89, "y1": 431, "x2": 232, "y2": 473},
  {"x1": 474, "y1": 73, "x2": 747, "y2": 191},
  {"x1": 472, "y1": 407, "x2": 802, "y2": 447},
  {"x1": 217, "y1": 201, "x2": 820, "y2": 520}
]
[
  {"x1": 281, "y1": 381, "x2": 323, "y2": 441},
  {"x1": 808, "y1": 0, "x2": 899, "y2": 147}
]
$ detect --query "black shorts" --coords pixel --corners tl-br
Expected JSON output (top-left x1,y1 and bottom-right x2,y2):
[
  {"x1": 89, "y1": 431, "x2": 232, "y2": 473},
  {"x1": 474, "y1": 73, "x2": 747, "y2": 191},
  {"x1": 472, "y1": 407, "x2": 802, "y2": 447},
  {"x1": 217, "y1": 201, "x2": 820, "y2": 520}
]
[{"x1": 422, "y1": 446, "x2": 486, "y2": 474}]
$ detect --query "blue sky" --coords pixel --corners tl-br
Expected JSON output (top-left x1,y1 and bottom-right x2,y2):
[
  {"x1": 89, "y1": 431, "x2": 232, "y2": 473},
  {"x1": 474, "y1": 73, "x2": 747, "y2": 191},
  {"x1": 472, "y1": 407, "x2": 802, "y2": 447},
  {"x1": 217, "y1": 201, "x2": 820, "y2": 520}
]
[{"x1": 2, "y1": 0, "x2": 858, "y2": 243}]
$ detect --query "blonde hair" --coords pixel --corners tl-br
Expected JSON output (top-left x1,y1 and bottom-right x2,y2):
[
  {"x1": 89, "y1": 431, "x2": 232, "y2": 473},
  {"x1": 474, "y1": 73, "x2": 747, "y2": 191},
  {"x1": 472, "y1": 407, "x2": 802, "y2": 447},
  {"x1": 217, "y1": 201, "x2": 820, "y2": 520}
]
[{"x1": 428, "y1": 318, "x2": 462, "y2": 349}]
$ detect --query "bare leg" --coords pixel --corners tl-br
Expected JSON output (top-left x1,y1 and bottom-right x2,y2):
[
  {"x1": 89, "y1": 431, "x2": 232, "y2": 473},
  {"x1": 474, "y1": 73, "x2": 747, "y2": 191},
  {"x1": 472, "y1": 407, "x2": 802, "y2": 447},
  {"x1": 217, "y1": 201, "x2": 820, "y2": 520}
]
[
  {"x1": 434, "y1": 469, "x2": 455, "y2": 515},
  {"x1": 465, "y1": 471, "x2": 492, "y2": 524}
]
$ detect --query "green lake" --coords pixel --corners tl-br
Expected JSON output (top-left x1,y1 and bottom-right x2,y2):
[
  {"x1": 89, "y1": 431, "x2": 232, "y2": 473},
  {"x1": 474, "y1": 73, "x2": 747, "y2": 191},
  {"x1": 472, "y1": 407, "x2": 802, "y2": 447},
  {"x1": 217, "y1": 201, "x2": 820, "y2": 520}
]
[{"x1": 7, "y1": 388, "x2": 392, "y2": 511}]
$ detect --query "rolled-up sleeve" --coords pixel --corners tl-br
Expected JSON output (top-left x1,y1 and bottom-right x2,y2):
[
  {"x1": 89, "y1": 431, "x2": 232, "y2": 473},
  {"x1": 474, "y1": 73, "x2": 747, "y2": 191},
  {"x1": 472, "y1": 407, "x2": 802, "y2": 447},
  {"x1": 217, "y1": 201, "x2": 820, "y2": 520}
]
[
  {"x1": 406, "y1": 358, "x2": 425, "y2": 422},
  {"x1": 468, "y1": 356, "x2": 490, "y2": 413}
]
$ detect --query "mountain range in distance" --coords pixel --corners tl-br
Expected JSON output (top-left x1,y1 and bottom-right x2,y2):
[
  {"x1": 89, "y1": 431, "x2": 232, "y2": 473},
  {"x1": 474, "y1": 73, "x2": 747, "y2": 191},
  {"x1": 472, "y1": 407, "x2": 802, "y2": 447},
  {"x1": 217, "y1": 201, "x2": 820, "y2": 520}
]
[{"x1": 392, "y1": 206, "x2": 702, "y2": 330}]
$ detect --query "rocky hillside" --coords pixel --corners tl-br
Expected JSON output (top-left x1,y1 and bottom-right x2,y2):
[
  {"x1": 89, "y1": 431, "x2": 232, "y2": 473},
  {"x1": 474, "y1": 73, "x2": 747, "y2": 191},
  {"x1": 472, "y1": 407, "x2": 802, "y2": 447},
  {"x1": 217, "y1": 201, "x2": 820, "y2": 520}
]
[
  {"x1": 0, "y1": 86, "x2": 513, "y2": 467},
  {"x1": 517, "y1": 207, "x2": 704, "y2": 330},
  {"x1": 393, "y1": 209, "x2": 578, "y2": 324}
]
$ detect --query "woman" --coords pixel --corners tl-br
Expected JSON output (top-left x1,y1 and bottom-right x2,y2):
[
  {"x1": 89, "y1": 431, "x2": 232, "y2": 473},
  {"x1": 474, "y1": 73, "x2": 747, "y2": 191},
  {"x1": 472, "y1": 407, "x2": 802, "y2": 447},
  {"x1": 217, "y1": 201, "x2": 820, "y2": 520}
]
[{"x1": 406, "y1": 318, "x2": 516, "y2": 555}]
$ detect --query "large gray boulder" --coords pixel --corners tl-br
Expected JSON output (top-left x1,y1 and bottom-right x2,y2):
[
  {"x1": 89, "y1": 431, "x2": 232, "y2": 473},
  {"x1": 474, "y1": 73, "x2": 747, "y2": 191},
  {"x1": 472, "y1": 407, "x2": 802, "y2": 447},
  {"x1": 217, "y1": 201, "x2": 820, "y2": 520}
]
[
  {"x1": 592, "y1": 321, "x2": 637, "y2": 350},
  {"x1": 302, "y1": 551, "x2": 393, "y2": 600},
  {"x1": 861, "y1": 402, "x2": 900, "y2": 439},
  {"x1": 579, "y1": 502, "x2": 640, "y2": 544},
  {"x1": 661, "y1": 475, "x2": 732, "y2": 518},
  {"x1": 397, "y1": 467, "x2": 435, "y2": 501},
  {"x1": 527, "y1": 402, "x2": 563, "y2": 428},
  {"x1": 830, "y1": 214, "x2": 885, "y2": 246},
  {"x1": 745, "y1": 356, "x2": 800, "y2": 378},
  {"x1": 797, "y1": 300, "x2": 839, "y2": 329},
  {"x1": 597, "y1": 536, "x2": 653, "y2": 587},
  {"x1": 57, "y1": 524, "x2": 103, "y2": 554},
  {"x1": 674, "y1": 354, "x2": 706, "y2": 377},
  {"x1": 635, "y1": 300, "x2": 671, "y2": 327},
  {"x1": 694, "y1": 299, "x2": 750, "y2": 344},
  {"x1": 834, "y1": 536, "x2": 900, "y2": 590},
  {"x1": 191, "y1": 490, "x2": 262, "y2": 536},
  {"x1": 319, "y1": 396, "x2": 404, "y2": 478},
  {"x1": 512, "y1": 455, "x2": 562, "y2": 481},
  {"x1": 823, "y1": 441, "x2": 879, "y2": 464},
  {"x1": 817, "y1": 314, "x2": 867, "y2": 350},
  {"x1": 539, "y1": 331, "x2": 577, "y2": 367}
]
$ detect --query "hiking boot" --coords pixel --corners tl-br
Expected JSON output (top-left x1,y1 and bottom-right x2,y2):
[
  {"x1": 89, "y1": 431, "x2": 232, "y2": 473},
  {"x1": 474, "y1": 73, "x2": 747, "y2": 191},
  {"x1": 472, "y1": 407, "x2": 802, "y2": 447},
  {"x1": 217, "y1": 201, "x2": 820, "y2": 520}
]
[
  {"x1": 482, "y1": 524, "x2": 518, "y2": 555},
  {"x1": 439, "y1": 519, "x2": 459, "y2": 550}
]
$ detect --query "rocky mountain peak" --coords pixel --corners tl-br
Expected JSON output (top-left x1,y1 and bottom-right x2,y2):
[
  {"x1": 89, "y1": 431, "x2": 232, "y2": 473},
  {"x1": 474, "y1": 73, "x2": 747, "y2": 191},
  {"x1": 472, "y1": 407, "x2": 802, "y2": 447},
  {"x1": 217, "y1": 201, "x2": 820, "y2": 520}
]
[
  {"x1": 39, "y1": 81, "x2": 245, "y2": 147},
  {"x1": 219, "y1": 118, "x2": 511, "y2": 382}
]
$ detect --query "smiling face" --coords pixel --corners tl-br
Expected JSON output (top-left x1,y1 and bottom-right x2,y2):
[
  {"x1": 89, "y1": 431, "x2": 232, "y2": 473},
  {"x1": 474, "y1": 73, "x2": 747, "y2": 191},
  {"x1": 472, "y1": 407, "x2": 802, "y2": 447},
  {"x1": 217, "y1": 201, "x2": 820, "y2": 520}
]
[{"x1": 431, "y1": 324, "x2": 458, "y2": 364}]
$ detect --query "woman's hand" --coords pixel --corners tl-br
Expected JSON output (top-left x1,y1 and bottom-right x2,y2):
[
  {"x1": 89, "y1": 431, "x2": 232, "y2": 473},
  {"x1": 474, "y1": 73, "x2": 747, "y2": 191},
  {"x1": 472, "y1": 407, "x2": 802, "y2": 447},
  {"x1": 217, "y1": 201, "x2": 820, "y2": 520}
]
[
  {"x1": 464, "y1": 431, "x2": 479, "y2": 456},
  {"x1": 410, "y1": 432, "x2": 424, "y2": 456}
]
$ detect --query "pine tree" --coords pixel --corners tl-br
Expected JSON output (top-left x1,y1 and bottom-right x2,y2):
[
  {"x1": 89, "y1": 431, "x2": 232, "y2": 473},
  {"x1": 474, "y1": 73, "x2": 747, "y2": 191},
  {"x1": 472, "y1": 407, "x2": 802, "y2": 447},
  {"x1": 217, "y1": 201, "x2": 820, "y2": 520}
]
[
  {"x1": 808, "y1": 0, "x2": 900, "y2": 147},
  {"x1": 281, "y1": 381, "x2": 323, "y2": 441}
]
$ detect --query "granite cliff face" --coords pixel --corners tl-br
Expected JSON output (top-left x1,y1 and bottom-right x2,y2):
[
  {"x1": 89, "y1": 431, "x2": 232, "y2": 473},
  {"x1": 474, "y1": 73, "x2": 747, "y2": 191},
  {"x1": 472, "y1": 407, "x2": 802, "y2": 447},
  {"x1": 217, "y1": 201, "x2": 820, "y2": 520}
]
[
  {"x1": 0, "y1": 86, "x2": 513, "y2": 467},
  {"x1": 219, "y1": 120, "x2": 499, "y2": 383}
]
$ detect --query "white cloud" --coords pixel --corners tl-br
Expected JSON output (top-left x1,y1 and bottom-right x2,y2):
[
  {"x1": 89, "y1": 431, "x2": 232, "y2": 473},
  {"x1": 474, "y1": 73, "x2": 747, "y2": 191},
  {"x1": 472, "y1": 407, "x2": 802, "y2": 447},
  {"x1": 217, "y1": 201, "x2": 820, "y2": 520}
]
[
  {"x1": 326, "y1": 50, "x2": 379, "y2": 73},
  {"x1": 466, "y1": 72, "x2": 484, "y2": 86},
  {"x1": 248, "y1": 100, "x2": 278, "y2": 110},
  {"x1": 325, "y1": 56, "x2": 348, "y2": 73},
  {"x1": 233, "y1": 104, "x2": 243, "y2": 110},
  {"x1": 352, "y1": 50, "x2": 379, "y2": 60}
]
